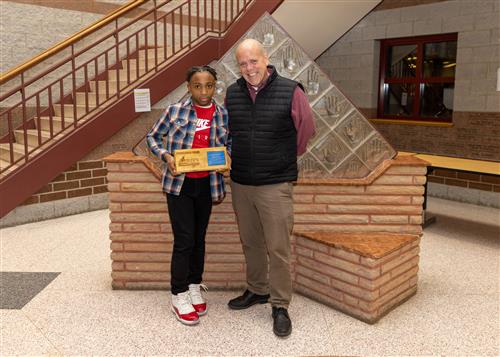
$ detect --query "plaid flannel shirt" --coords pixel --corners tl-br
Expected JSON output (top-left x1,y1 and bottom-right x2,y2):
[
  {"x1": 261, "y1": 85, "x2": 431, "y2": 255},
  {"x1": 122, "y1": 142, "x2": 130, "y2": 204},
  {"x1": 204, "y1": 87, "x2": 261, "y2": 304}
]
[{"x1": 146, "y1": 97, "x2": 229, "y2": 202}]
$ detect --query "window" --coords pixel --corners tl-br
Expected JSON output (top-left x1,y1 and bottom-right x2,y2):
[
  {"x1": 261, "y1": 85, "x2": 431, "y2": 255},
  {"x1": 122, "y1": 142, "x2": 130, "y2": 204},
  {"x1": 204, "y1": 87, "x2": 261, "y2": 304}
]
[{"x1": 377, "y1": 33, "x2": 457, "y2": 122}]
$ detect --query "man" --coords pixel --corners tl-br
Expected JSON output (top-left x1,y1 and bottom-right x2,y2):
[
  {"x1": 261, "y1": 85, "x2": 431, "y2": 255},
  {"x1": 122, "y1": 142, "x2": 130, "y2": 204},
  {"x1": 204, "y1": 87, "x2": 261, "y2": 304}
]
[{"x1": 225, "y1": 39, "x2": 315, "y2": 337}]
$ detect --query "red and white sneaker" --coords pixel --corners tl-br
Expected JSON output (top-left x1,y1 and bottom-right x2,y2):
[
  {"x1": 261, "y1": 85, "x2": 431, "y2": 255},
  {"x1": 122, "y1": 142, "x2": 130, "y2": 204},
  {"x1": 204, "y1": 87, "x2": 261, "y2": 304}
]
[
  {"x1": 188, "y1": 283, "x2": 208, "y2": 316},
  {"x1": 171, "y1": 291, "x2": 199, "y2": 325}
]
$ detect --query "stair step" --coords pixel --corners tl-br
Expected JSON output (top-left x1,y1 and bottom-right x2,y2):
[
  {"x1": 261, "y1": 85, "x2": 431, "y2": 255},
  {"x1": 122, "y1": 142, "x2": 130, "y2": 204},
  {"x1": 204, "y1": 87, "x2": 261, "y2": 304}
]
[
  {"x1": 0, "y1": 158, "x2": 19, "y2": 175},
  {"x1": 138, "y1": 47, "x2": 166, "y2": 58},
  {"x1": 53, "y1": 103, "x2": 91, "y2": 119},
  {"x1": 75, "y1": 92, "x2": 107, "y2": 106},
  {"x1": 89, "y1": 80, "x2": 128, "y2": 94},
  {"x1": 107, "y1": 67, "x2": 147, "y2": 82},
  {"x1": 121, "y1": 58, "x2": 160, "y2": 70},
  {"x1": 14, "y1": 129, "x2": 51, "y2": 147},
  {"x1": 0, "y1": 158, "x2": 14, "y2": 170},
  {"x1": 37, "y1": 116, "x2": 66, "y2": 132},
  {"x1": 122, "y1": 45, "x2": 175, "y2": 70},
  {"x1": 138, "y1": 49, "x2": 167, "y2": 62},
  {"x1": 0, "y1": 143, "x2": 27, "y2": 162}
]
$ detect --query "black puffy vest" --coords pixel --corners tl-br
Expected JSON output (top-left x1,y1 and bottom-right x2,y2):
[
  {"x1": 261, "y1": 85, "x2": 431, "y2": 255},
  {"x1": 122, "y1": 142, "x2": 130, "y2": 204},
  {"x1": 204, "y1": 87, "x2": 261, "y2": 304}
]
[{"x1": 226, "y1": 68, "x2": 299, "y2": 185}]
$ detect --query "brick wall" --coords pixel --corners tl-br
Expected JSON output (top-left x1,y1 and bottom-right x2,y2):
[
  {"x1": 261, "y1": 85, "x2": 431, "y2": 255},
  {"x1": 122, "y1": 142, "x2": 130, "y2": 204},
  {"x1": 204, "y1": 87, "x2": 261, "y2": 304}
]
[
  {"x1": 293, "y1": 163, "x2": 426, "y2": 235},
  {"x1": 105, "y1": 152, "x2": 427, "y2": 290},
  {"x1": 428, "y1": 168, "x2": 500, "y2": 193},
  {"x1": 21, "y1": 160, "x2": 107, "y2": 206},
  {"x1": 373, "y1": 112, "x2": 500, "y2": 161}
]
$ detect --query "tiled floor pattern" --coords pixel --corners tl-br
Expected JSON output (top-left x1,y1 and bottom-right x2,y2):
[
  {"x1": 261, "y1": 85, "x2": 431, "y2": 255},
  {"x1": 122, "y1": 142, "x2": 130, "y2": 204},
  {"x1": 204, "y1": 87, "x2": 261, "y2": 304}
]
[
  {"x1": 1, "y1": 272, "x2": 60, "y2": 309},
  {"x1": 0, "y1": 197, "x2": 498, "y2": 356}
]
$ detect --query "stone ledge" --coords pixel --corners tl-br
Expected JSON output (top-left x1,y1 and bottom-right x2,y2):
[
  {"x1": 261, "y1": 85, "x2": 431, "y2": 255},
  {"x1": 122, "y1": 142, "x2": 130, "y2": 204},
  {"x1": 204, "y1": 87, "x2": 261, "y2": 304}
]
[
  {"x1": 297, "y1": 156, "x2": 429, "y2": 186},
  {"x1": 105, "y1": 151, "x2": 429, "y2": 187},
  {"x1": 294, "y1": 231, "x2": 419, "y2": 259},
  {"x1": 104, "y1": 151, "x2": 162, "y2": 180}
]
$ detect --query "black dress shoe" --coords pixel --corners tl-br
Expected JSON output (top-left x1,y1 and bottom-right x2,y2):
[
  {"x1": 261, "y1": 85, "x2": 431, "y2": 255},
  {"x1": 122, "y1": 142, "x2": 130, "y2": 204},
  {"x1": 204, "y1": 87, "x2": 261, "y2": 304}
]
[
  {"x1": 272, "y1": 307, "x2": 292, "y2": 337},
  {"x1": 228, "y1": 289, "x2": 270, "y2": 310}
]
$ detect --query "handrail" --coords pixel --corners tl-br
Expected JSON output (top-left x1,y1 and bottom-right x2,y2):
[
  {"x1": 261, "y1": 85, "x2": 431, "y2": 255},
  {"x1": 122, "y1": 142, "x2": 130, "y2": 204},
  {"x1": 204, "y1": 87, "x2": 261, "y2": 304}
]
[
  {"x1": 0, "y1": 0, "x2": 257, "y2": 173},
  {"x1": 0, "y1": 0, "x2": 147, "y2": 84}
]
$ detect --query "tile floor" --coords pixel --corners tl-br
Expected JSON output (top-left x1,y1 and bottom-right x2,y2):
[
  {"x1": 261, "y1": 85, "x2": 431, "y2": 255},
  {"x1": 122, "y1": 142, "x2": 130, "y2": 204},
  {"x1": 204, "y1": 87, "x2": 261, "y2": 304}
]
[{"x1": 0, "y1": 197, "x2": 499, "y2": 356}]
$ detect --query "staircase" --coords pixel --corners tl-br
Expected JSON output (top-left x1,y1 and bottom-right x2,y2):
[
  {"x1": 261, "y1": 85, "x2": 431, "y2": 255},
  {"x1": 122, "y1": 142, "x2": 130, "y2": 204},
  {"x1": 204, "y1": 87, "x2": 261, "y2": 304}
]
[
  {"x1": 0, "y1": 46, "x2": 167, "y2": 173},
  {"x1": 0, "y1": 0, "x2": 284, "y2": 217}
]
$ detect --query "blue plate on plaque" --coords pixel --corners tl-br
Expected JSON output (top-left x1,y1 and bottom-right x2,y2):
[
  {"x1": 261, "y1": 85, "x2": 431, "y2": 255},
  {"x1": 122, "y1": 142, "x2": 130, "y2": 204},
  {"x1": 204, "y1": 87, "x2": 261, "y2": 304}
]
[{"x1": 207, "y1": 151, "x2": 226, "y2": 166}]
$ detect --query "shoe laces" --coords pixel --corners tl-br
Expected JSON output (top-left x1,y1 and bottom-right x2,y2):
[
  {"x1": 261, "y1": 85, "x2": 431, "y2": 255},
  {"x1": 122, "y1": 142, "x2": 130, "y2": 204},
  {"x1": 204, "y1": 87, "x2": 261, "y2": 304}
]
[
  {"x1": 188, "y1": 283, "x2": 208, "y2": 304},
  {"x1": 174, "y1": 291, "x2": 195, "y2": 314}
]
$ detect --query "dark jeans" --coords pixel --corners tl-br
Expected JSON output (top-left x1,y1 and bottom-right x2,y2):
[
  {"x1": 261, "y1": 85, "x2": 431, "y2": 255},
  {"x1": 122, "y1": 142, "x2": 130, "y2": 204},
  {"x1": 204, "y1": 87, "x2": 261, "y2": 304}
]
[{"x1": 167, "y1": 176, "x2": 212, "y2": 295}]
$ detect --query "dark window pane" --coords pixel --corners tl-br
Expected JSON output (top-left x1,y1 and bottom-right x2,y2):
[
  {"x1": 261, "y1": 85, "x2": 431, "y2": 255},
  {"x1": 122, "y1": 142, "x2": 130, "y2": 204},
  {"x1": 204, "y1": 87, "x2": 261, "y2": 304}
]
[
  {"x1": 423, "y1": 41, "x2": 457, "y2": 78},
  {"x1": 420, "y1": 83, "x2": 454, "y2": 119},
  {"x1": 386, "y1": 44, "x2": 417, "y2": 78},
  {"x1": 383, "y1": 83, "x2": 416, "y2": 117}
]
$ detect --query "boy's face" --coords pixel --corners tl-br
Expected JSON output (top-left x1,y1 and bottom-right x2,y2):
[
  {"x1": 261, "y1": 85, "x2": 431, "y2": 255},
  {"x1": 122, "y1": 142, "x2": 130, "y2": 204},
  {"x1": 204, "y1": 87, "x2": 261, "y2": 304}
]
[{"x1": 187, "y1": 71, "x2": 216, "y2": 106}]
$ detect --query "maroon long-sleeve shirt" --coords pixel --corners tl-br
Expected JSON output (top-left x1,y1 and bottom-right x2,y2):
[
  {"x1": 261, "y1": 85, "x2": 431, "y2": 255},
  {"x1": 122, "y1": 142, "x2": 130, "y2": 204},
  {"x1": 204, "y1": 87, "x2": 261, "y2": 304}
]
[{"x1": 244, "y1": 67, "x2": 315, "y2": 156}]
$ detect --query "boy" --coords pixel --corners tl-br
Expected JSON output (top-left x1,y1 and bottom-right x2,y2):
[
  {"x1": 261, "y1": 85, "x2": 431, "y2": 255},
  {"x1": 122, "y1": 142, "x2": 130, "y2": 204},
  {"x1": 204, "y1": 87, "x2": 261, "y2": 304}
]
[{"x1": 146, "y1": 66, "x2": 229, "y2": 325}]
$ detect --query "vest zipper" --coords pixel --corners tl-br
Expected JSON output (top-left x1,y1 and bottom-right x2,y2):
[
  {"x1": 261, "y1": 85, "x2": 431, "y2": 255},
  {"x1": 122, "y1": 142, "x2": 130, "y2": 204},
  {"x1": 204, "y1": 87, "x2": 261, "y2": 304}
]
[{"x1": 250, "y1": 97, "x2": 256, "y2": 185}]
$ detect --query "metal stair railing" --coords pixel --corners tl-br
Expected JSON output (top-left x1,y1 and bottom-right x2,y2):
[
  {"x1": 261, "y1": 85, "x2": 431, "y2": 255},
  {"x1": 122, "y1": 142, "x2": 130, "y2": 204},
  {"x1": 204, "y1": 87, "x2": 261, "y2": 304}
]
[{"x1": 0, "y1": 0, "x2": 253, "y2": 177}]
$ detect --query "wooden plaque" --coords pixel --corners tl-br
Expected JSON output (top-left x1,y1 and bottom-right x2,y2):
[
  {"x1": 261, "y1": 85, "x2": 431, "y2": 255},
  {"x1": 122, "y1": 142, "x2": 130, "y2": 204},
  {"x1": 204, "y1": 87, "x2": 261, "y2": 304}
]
[{"x1": 174, "y1": 147, "x2": 229, "y2": 173}]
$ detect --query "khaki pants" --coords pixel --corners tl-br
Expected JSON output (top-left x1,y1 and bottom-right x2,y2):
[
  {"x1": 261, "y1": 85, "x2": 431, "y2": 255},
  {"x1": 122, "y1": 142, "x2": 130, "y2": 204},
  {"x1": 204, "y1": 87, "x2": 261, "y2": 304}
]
[{"x1": 230, "y1": 180, "x2": 294, "y2": 308}]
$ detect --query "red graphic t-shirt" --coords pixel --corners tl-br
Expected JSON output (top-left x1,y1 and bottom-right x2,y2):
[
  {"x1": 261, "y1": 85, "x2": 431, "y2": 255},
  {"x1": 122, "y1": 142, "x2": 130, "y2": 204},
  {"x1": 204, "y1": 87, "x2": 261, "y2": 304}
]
[{"x1": 186, "y1": 103, "x2": 215, "y2": 178}]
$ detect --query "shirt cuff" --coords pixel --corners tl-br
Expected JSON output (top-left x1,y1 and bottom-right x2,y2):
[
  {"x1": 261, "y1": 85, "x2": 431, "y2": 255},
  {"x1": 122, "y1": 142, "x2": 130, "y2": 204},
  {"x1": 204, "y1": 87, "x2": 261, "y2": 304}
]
[{"x1": 158, "y1": 149, "x2": 169, "y2": 162}]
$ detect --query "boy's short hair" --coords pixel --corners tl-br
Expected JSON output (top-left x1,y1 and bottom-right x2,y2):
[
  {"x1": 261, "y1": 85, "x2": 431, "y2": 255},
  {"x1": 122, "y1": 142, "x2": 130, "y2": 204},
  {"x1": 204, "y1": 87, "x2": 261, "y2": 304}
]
[{"x1": 186, "y1": 65, "x2": 217, "y2": 82}]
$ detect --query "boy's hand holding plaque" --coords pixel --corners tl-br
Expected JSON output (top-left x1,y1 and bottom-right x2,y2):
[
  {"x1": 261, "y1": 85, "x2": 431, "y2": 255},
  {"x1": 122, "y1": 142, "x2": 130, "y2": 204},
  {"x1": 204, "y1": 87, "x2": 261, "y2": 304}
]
[{"x1": 174, "y1": 147, "x2": 229, "y2": 173}]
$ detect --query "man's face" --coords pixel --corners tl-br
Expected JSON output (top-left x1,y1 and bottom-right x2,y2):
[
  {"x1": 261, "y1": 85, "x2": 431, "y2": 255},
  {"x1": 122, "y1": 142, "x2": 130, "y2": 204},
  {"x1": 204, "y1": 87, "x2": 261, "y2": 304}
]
[
  {"x1": 187, "y1": 71, "x2": 216, "y2": 106},
  {"x1": 236, "y1": 45, "x2": 269, "y2": 86}
]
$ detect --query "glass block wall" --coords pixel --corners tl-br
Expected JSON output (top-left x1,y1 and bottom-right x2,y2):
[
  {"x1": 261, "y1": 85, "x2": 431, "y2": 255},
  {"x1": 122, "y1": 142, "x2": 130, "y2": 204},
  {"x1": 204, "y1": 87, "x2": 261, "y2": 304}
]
[{"x1": 135, "y1": 13, "x2": 396, "y2": 179}]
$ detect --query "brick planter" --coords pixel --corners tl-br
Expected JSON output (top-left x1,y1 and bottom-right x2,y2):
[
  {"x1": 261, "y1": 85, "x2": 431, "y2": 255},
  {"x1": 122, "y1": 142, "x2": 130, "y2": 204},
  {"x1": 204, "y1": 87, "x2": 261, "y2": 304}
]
[
  {"x1": 105, "y1": 152, "x2": 245, "y2": 290},
  {"x1": 104, "y1": 152, "x2": 428, "y2": 322},
  {"x1": 293, "y1": 232, "x2": 420, "y2": 324}
]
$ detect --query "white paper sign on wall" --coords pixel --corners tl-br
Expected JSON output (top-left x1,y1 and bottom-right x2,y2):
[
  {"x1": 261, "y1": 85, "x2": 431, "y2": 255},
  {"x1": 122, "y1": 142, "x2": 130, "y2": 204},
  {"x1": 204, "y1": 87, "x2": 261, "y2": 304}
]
[{"x1": 134, "y1": 88, "x2": 151, "y2": 112}]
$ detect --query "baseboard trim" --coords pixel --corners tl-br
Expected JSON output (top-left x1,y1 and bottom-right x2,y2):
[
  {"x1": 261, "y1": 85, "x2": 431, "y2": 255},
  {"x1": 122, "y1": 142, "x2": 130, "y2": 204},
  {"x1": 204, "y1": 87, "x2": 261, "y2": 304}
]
[
  {"x1": 427, "y1": 182, "x2": 500, "y2": 208},
  {"x1": 0, "y1": 193, "x2": 109, "y2": 228}
]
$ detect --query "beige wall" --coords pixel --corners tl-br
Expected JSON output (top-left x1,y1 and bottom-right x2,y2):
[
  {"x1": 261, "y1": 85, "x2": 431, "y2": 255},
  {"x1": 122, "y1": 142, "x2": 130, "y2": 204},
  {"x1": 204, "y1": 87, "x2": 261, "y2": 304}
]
[
  {"x1": 0, "y1": 1, "x2": 105, "y2": 73},
  {"x1": 272, "y1": 0, "x2": 380, "y2": 58},
  {"x1": 316, "y1": 0, "x2": 500, "y2": 161}
]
